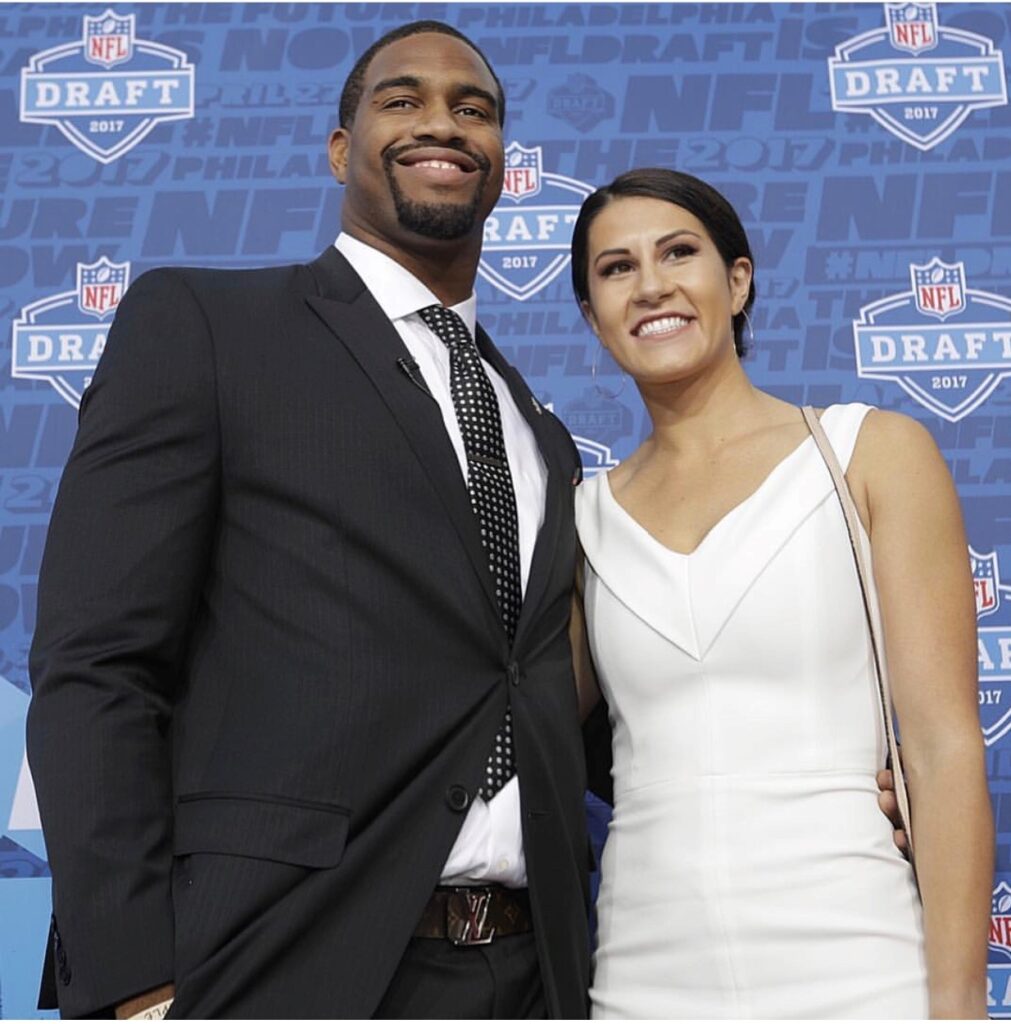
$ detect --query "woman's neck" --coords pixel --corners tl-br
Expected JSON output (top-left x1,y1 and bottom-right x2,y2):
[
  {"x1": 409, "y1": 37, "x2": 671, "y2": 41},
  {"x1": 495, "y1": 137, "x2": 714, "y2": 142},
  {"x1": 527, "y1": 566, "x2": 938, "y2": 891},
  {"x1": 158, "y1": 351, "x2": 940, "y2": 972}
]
[{"x1": 636, "y1": 354, "x2": 772, "y2": 460}]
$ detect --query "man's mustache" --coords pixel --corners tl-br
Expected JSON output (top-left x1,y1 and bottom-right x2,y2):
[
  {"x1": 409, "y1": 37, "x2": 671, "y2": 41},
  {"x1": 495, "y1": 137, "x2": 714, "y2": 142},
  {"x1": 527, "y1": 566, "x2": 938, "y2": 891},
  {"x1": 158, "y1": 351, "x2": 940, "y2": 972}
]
[{"x1": 383, "y1": 141, "x2": 492, "y2": 174}]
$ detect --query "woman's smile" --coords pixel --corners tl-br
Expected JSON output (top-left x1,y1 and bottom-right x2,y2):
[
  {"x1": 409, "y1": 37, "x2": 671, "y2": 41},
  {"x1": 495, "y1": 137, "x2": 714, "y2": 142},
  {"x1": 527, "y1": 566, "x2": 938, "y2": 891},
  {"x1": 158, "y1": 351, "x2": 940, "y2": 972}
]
[{"x1": 631, "y1": 312, "x2": 696, "y2": 341}]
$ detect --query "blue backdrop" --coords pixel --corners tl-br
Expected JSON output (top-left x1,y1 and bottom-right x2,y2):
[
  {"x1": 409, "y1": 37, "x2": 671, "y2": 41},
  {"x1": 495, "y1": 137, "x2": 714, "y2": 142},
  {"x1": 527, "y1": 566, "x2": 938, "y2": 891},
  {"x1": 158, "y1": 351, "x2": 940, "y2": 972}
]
[{"x1": 2, "y1": 2, "x2": 1011, "y2": 1016}]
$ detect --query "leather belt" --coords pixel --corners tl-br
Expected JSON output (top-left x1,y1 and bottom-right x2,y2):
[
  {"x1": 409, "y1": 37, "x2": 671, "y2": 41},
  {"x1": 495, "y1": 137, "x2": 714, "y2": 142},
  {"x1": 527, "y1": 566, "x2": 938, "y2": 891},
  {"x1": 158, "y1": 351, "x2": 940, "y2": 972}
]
[{"x1": 414, "y1": 886, "x2": 532, "y2": 946}]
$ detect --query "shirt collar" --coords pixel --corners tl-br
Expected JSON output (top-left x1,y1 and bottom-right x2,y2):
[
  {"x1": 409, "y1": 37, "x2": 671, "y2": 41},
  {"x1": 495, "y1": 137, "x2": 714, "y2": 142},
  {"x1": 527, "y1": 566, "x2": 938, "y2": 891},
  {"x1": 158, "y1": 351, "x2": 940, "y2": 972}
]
[{"x1": 335, "y1": 232, "x2": 477, "y2": 338}]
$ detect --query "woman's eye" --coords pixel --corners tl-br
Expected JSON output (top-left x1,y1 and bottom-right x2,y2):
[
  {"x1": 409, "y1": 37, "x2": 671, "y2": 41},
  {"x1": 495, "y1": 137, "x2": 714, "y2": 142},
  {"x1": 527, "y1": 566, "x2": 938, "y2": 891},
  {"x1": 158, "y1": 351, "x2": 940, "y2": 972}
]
[
  {"x1": 664, "y1": 244, "x2": 696, "y2": 260},
  {"x1": 601, "y1": 261, "x2": 632, "y2": 277}
]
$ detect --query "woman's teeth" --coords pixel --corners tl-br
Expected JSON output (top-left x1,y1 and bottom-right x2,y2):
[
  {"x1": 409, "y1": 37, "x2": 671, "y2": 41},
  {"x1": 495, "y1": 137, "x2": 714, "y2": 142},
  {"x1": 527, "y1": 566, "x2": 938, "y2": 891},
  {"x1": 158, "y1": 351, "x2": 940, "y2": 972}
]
[{"x1": 637, "y1": 316, "x2": 688, "y2": 337}]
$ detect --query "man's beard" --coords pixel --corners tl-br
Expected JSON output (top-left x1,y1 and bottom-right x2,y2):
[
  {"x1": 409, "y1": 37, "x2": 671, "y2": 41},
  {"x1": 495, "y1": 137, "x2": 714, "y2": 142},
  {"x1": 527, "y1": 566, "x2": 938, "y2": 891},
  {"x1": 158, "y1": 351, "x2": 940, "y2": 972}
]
[{"x1": 383, "y1": 144, "x2": 492, "y2": 241}]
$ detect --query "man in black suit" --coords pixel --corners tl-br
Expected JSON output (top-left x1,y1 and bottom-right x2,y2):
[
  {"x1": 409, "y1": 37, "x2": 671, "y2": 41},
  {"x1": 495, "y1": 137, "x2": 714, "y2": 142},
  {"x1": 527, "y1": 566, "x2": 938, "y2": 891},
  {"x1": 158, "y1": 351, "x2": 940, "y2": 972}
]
[{"x1": 27, "y1": 21, "x2": 590, "y2": 1019}]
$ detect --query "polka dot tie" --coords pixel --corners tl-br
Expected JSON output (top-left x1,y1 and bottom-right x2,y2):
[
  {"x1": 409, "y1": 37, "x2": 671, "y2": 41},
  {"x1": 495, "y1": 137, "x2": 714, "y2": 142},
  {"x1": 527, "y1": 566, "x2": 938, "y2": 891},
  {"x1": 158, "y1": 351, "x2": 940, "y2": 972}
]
[{"x1": 418, "y1": 304, "x2": 520, "y2": 800}]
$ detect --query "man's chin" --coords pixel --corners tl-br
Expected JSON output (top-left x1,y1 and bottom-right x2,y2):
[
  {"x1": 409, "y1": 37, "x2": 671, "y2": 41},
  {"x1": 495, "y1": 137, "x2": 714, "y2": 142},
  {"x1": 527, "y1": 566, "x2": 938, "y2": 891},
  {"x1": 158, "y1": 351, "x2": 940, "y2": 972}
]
[{"x1": 395, "y1": 199, "x2": 480, "y2": 242}]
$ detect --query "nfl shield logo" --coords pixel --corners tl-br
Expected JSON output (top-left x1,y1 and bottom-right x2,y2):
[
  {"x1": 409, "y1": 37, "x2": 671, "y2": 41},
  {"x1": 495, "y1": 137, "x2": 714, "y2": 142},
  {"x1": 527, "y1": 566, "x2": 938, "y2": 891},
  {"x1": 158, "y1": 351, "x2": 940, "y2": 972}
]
[
  {"x1": 911, "y1": 258, "x2": 965, "y2": 321},
  {"x1": 83, "y1": 10, "x2": 134, "y2": 69},
  {"x1": 971, "y1": 547, "x2": 1001, "y2": 619},
  {"x1": 501, "y1": 142, "x2": 542, "y2": 203},
  {"x1": 886, "y1": 2, "x2": 938, "y2": 55},
  {"x1": 992, "y1": 882, "x2": 1011, "y2": 963},
  {"x1": 77, "y1": 257, "x2": 129, "y2": 318}
]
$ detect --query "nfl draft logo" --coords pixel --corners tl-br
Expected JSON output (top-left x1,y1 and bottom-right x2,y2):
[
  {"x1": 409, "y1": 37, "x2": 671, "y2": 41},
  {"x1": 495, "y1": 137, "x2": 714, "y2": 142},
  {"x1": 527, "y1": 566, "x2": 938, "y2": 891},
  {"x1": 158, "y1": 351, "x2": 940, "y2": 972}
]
[
  {"x1": 972, "y1": 547, "x2": 1001, "y2": 620},
  {"x1": 852, "y1": 259, "x2": 1011, "y2": 422},
  {"x1": 573, "y1": 437, "x2": 620, "y2": 479},
  {"x1": 20, "y1": 9, "x2": 194, "y2": 164},
  {"x1": 479, "y1": 142, "x2": 594, "y2": 302},
  {"x1": 547, "y1": 74, "x2": 616, "y2": 133},
  {"x1": 527, "y1": 396, "x2": 620, "y2": 479},
  {"x1": 991, "y1": 882, "x2": 1011, "y2": 1016},
  {"x1": 562, "y1": 389, "x2": 634, "y2": 452},
  {"x1": 0, "y1": 678, "x2": 48, "y2": 882},
  {"x1": 828, "y1": 2, "x2": 1007, "y2": 150},
  {"x1": 563, "y1": 387, "x2": 630, "y2": 479},
  {"x1": 11, "y1": 258, "x2": 129, "y2": 408},
  {"x1": 975, "y1": 543, "x2": 1011, "y2": 747}
]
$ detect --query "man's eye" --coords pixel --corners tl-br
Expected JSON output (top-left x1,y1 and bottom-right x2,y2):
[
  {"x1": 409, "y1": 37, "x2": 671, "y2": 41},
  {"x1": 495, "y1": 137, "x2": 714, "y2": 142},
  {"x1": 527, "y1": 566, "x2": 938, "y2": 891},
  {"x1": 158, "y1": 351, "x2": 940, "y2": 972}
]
[{"x1": 458, "y1": 105, "x2": 489, "y2": 119}]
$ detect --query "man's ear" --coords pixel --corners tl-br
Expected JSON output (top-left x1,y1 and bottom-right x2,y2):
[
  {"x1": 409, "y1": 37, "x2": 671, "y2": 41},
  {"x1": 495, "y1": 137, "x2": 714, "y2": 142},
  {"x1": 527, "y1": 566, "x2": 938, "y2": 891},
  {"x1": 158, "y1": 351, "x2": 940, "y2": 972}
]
[{"x1": 328, "y1": 127, "x2": 350, "y2": 184}]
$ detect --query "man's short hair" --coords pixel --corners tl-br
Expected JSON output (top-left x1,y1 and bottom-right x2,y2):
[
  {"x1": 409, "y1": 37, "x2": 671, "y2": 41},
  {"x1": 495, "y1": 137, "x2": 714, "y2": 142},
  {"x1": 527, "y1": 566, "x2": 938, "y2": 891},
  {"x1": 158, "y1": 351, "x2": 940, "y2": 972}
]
[{"x1": 338, "y1": 20, "x2": 506, "y2": 129}]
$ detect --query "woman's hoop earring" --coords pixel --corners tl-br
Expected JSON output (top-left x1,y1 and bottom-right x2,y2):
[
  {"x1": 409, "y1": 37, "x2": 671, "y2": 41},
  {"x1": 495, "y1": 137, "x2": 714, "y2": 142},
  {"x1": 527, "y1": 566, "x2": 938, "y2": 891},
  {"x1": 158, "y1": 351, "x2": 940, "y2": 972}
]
[
  {"x1": 741, "y1": 308, "x2": 756, "y2": 350},
  {"x1": 591, "y1": 342, "x2": 627, "y2": 400}
]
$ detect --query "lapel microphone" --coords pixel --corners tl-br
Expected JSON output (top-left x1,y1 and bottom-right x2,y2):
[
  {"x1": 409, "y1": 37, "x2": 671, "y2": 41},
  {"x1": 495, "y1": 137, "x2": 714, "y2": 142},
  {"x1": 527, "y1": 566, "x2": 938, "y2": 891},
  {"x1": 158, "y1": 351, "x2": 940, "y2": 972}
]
[{"x1": 397, "y1": 356, "x2": 431, "y2": 398}]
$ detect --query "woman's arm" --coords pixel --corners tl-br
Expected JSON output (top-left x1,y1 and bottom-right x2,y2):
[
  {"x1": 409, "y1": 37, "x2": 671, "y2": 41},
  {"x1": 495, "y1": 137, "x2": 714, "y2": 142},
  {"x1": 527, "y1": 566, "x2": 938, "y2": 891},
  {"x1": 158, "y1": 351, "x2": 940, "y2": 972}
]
[
  {"x1": 571, "y1": 546, "x2": 602, "y2": 722},
  {"x1": 853, "y1": 410, "x2": 992, "y2": 1019}
]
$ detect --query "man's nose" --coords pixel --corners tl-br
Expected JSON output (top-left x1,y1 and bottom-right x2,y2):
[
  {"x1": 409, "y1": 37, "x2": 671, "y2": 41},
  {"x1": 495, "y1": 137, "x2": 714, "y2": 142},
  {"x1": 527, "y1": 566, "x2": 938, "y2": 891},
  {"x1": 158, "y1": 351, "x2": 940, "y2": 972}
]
[{"x1": 411, "y1": 102, "x2": 463, "y2": 142}]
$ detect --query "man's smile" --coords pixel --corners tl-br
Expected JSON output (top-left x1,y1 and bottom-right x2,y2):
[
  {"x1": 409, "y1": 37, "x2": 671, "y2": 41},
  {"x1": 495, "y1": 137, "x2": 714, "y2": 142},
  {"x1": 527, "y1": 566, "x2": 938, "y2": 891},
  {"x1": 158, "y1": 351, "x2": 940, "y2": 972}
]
[{"x1": 388, "y1": 144, "x2": 486, "y2": 188}]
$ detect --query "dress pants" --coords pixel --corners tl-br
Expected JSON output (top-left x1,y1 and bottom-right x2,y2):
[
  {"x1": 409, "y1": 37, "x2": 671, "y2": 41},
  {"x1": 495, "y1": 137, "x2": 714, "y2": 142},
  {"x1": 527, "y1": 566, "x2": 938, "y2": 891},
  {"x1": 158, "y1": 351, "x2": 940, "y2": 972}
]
[{"x1": 375, "y1": 932, "x2": 546, "y2": 1019}]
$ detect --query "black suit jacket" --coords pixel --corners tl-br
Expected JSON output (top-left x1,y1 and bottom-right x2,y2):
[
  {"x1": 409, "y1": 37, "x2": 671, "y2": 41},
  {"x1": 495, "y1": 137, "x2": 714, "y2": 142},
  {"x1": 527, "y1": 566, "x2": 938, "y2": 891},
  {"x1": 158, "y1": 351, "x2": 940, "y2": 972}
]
[{"x1": 27, "y1": 248, "x2": 591, "y2": 1018}]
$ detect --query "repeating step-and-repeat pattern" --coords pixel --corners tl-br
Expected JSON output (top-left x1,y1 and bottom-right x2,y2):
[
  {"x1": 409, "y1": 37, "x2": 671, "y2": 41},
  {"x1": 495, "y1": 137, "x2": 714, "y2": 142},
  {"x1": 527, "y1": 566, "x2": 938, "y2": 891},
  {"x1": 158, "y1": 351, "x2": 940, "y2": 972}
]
[{"x1": 1, "y1": 2, "x2": 1010, "y2": 1016}]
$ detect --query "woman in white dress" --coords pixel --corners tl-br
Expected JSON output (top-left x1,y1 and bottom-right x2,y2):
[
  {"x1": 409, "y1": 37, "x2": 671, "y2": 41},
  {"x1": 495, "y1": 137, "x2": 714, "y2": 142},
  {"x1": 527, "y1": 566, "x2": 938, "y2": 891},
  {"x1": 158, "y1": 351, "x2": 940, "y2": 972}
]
[{"x1": 569, "y1": 168, "x2": 992, "y2": 1018}]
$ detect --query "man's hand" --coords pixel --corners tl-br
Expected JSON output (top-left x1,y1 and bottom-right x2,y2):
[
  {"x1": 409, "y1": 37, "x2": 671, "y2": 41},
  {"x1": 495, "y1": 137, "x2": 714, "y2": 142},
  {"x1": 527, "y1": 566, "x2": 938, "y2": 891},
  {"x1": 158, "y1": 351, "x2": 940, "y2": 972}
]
[
  {"x1": 115, "y1": 983, "x2": 175, "y2": 1020},
  {"x1": 876, "y1": 767, "x2": 909, "y2": 855}
]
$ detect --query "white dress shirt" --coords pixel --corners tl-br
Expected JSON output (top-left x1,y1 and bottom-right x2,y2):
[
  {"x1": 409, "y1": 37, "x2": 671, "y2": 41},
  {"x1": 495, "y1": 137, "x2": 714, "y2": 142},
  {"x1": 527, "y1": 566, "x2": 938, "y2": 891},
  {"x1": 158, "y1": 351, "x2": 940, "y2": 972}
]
[{"x1": 334, "y1": 233, "x2": 548, "y2": 887}]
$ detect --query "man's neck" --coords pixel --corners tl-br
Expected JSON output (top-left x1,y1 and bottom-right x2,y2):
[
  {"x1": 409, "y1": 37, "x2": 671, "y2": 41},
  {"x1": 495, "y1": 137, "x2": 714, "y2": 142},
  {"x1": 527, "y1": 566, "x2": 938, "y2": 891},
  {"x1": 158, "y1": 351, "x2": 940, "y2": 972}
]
[{"x1": 342, "y1": 224, "x2": 481, "y2": 307}]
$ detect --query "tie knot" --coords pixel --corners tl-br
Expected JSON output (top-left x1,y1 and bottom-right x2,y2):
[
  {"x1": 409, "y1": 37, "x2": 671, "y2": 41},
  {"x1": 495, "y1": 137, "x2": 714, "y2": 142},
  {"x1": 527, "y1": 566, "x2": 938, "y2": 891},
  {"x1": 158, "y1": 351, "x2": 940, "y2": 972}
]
[{"x1": 418, "y1": 304, "x2": 472, "y2": 350}]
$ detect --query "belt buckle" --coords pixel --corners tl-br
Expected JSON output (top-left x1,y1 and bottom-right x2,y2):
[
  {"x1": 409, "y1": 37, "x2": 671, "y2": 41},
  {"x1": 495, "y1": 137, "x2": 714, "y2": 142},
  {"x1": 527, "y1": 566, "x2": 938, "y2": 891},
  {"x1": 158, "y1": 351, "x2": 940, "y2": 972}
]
[{"x1": 447, "y1": 889, "x2": 496, "y2": 946}]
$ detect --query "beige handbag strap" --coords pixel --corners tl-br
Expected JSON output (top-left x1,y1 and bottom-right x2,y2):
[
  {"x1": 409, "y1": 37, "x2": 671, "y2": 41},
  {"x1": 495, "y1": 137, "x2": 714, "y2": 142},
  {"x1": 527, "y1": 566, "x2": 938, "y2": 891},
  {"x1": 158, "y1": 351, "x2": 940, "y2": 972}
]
[{"x1": 801, "y1": 406, "x2": 916, "y2": 866}]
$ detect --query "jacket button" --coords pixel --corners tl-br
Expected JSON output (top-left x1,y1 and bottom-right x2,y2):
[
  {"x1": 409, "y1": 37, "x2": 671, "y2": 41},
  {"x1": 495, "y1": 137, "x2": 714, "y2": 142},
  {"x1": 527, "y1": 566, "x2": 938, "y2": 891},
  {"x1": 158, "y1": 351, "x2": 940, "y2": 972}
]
[
  {"x1": 446, "y1": 785, "x2": 470, "y2": 812},
  {"x1": 508, "y1": 661, "x2": 520, "y2": 687}
]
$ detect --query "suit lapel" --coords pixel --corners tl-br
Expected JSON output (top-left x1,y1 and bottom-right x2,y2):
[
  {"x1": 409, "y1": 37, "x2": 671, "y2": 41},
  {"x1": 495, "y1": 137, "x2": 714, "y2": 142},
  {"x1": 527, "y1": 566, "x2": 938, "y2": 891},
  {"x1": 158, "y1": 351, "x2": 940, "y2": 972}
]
[
  {"x1": 304, "y1": 249, "x2": 501, "y2": 627},
  {"x1": 475, "y1": 327, "x2": 566, "y2": 650}
]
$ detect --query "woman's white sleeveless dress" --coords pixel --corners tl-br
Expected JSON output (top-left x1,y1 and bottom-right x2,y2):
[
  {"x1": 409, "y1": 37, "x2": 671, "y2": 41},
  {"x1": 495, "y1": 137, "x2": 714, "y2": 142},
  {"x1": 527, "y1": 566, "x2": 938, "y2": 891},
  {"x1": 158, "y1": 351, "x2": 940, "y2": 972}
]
[{"x1": 576, "y1": 404, "x2": 927, "y2": 1019}]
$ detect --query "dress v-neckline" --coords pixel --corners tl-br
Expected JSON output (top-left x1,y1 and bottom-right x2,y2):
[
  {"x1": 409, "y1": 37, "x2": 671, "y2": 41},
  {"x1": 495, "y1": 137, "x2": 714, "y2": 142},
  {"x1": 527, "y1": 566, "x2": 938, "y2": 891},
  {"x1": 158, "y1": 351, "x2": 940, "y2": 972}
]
[
  {"x1": 601, "y1": 430, "x2": 818, "y2": 559},
  {"x1": 576, "y1": 404, "x2": 871, "y2": 661}
]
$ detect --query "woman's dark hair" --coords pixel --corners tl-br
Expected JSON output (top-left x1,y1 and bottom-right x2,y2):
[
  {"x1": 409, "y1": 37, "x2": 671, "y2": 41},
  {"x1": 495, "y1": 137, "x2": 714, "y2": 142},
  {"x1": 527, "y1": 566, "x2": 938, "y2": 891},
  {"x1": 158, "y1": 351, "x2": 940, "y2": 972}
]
[{"x1": 571, "y1": 168, "x2": 756, "y2": 357}]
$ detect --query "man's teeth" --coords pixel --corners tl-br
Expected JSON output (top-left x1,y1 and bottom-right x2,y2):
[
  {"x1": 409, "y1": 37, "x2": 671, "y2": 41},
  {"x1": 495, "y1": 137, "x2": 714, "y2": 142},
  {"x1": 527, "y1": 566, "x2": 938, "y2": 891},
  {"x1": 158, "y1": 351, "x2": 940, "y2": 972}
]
[
  {"x1": 415, "y1": 160, "x2": 461, "y2": 170},
  {"x1": 637, "y1": 316, "x2": 688, "y2": 337}
]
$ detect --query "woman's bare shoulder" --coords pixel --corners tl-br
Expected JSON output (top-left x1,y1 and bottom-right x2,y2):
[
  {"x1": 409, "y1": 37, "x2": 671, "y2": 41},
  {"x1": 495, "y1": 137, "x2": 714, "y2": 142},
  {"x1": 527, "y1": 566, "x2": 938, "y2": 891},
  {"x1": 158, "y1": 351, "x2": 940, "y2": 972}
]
[{"x1": 854, "y1": 408, "x2": 942, "y2": 472}]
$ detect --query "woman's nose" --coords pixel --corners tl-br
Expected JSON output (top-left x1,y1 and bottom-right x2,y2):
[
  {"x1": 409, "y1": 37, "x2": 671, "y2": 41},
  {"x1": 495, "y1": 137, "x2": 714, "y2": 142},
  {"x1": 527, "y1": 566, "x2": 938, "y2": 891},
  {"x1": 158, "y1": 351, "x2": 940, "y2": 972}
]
[{"x1": 633, "y1": 263, "x2": 674, "y2": 304}]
